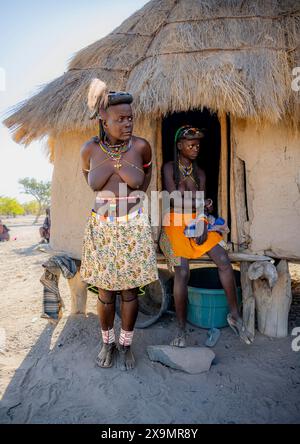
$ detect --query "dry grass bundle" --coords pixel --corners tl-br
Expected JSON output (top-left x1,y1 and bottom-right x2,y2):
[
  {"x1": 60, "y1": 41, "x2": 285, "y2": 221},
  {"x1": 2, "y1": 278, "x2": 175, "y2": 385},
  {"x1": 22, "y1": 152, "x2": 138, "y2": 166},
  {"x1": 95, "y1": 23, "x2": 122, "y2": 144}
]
[{"x1": 3, "y1": 0, "x2": 300, "y2": 144}]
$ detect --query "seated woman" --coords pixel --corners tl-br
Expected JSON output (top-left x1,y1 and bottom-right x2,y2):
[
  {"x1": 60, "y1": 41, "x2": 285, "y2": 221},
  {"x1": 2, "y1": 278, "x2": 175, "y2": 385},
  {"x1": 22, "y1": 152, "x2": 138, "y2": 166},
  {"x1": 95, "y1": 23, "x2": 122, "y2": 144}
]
[
  {"x1": 159, "y1": 125, "x2": 254, "y2": 347},
  {"x1": 0, "y1": 219, "x2": 10, "y2": 242}
]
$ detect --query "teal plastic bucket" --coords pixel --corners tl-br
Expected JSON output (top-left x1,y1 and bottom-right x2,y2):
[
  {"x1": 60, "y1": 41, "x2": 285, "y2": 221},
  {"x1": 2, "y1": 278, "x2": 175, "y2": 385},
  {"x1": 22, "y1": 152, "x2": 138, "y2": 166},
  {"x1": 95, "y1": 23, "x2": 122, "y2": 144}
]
[{"x1": 187, "y1": 268, "x2": 242, "y2": 329}]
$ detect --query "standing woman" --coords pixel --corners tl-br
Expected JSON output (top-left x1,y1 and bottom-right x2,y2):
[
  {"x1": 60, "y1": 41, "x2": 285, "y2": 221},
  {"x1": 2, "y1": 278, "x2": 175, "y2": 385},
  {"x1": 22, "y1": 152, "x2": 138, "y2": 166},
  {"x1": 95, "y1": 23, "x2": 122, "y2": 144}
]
[
  {"x1": 159, "y1": 126, "x2": 254, "y2": 347},
  {"x1": 80, "y1": 79, "x2": 158, "y2": 370}
]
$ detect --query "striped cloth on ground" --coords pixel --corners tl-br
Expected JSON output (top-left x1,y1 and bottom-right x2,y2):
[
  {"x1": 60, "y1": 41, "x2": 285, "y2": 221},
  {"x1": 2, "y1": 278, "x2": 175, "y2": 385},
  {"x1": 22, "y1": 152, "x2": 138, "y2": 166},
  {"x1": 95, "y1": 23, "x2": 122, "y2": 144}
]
[{"x1": 40, "y1": 255, "x2": 77, "y2": 323}]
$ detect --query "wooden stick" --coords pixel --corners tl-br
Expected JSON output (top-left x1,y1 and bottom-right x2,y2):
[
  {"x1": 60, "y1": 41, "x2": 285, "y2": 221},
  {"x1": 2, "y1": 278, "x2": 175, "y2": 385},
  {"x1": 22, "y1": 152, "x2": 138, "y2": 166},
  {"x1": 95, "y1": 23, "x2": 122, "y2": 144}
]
[
  {"x1": 229, "y1": 126, "x2": 238, "y2": 251},
  {"x1": 218, "y1": 112, "x2": 228, "y2": 243},
  {"x1": 156, "y1": 252, "x2": 273, "y2": 263},
  {"x1": 240, "y1": 262, "x2": 255, "y2": 337}
]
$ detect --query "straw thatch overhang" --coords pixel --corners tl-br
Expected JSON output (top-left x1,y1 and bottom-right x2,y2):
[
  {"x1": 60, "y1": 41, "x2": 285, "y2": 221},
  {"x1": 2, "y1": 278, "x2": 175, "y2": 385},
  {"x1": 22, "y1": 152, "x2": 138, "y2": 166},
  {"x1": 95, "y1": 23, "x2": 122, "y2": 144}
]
[{"x1": 3, "y1": 0, "x2": 300, "y2": 145}]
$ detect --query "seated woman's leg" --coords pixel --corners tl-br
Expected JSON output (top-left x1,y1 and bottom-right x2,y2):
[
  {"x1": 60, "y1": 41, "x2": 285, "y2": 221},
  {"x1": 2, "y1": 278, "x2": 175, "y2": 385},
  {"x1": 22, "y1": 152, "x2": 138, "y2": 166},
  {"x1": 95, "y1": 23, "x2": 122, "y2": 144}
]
[
  {"x1": 206, "y1": 244, "x2": 240, "y2": 319},
  {"x1": 207, "y1": 245, "x2": 254, "y2": 344},
  {"x1": 171, "y1": 258, "x2": 190, "y2": 347}
]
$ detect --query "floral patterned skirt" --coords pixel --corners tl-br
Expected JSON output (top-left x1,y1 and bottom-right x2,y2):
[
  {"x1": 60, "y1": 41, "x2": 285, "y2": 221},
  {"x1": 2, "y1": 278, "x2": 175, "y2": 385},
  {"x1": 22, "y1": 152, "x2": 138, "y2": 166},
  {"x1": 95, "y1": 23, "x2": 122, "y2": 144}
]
[{"x1": 80, "y1": 210, "x2": 158, "y2": 291}]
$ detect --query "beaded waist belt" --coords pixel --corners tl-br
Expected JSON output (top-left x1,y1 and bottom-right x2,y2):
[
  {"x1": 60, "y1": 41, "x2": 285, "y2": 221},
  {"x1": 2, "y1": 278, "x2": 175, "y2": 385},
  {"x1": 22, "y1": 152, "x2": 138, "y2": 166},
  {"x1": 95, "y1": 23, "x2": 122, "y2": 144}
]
[{"x1": 91, "y1": 206, "x2": 144, "y2": 223}]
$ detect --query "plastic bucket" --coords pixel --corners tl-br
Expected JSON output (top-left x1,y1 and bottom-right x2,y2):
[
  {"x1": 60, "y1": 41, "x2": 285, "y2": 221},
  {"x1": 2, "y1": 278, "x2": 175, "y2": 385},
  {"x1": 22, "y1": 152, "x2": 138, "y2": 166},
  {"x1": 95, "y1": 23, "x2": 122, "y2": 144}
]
[{"x1": 187, "y1": 267, "x2": 242, "y2": 328}]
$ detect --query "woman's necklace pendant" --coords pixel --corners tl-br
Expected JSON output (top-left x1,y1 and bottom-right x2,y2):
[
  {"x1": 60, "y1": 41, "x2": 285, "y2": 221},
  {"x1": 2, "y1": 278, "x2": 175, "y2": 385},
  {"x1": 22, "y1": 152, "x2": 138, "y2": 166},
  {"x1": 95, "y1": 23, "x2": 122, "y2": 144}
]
[
  {"x1": 179, "y1": 160, "x2": 193, "y2": 178},
  {"x1": 114, "y1": 159, "x2": 122, "y2": 169},
  {"x1": 99, "y1": 138, "x2": 132, "y2": 172}
]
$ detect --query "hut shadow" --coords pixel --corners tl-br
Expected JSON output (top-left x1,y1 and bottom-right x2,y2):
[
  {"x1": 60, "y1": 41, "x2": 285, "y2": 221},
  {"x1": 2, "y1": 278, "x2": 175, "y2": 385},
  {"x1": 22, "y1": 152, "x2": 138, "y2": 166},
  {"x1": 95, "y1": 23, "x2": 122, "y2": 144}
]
[
  {"x1": 0, "y1": 323, "x2": 55, "y2": 423},
  {"x1": 0, "y1": 313, "x2": 102, "y2": 424}
]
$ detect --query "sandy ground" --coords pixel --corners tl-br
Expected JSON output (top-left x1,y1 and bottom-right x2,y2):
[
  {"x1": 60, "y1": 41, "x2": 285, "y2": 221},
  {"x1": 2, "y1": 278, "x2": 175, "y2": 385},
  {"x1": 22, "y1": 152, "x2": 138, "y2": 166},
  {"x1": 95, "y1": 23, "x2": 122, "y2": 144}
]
[{"x1": 0, "y1": 215, "x2": 300, "y2": 424}]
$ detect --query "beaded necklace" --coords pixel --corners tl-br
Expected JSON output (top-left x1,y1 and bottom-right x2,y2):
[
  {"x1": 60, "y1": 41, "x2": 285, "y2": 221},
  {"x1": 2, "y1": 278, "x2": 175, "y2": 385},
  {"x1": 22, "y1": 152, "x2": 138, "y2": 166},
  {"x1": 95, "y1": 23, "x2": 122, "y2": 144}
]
[
  {"x1": 178, "y1": 159, "x2": 194, "y2": 180},
  {"x1": 99, "y1": 137, "x2": 132, "y2": 170},
  {"x1": 103, "y1": 134, "x2": 129, "y2": 150}
]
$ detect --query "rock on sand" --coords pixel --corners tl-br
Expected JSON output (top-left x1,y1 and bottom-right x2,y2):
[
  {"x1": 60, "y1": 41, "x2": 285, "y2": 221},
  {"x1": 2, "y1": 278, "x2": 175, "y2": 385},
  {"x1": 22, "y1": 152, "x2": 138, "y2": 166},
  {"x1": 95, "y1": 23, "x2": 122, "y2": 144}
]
[{"x1": 147, "y1": 345, "x2": 215, "y2": 374}]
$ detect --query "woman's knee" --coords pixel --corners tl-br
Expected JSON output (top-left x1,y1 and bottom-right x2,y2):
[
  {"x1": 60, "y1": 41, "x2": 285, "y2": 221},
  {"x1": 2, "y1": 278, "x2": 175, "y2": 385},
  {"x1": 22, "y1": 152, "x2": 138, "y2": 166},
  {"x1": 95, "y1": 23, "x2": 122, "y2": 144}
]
[
  {"x1": 120, "y1": 289, "x2": 139, "y2": 303},
  {"x1": 98, "y1": 289, "x2": 116, "y2": 305},
  {"x1": 216, "y1": 252, "x2": 232, "y2": 271}
]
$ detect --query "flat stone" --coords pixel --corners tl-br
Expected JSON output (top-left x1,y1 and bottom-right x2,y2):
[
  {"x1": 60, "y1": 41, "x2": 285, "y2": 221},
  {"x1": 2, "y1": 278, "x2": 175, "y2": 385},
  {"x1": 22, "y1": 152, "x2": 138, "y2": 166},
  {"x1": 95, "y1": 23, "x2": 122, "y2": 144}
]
[{"x1": 147, "y1": 345, "x2": 215, "y2": 374}]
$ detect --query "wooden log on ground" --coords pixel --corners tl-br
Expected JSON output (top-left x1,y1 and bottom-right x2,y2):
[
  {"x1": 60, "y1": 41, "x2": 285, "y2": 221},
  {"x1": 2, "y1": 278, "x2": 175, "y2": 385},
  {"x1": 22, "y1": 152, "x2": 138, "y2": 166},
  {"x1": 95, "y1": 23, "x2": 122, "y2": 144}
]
[{"x1": 253, "y1": 260, "x2": 292, "y2": 338}]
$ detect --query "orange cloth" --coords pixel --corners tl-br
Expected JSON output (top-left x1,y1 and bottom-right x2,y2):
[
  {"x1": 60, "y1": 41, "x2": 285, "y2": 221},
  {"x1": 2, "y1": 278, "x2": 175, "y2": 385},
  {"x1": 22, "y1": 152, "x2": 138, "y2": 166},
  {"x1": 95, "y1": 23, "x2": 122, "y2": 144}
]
[{"x1": 162, "y1": 212, "x2": 222, "y2": 259}]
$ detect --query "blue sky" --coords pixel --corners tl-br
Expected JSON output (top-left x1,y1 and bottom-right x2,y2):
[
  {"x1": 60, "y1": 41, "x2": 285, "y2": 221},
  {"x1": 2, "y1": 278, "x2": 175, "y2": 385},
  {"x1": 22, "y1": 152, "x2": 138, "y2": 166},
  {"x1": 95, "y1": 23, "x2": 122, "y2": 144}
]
[{"x1": 0, "y1": 0, "x2": 148, "y2": 202}]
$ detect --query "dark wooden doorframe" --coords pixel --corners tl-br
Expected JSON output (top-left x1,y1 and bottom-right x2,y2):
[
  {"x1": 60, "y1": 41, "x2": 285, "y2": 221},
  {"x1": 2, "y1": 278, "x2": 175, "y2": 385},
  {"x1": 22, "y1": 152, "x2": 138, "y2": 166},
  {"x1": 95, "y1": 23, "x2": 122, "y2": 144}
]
[{"x1": 218, "y1": 112, "x2": 230, "y2": 243}]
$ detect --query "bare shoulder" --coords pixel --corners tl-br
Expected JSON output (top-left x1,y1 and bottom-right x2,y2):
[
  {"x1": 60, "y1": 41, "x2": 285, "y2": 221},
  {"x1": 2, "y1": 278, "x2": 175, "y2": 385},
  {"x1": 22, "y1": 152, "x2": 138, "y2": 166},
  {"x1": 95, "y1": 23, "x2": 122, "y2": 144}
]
[
  {"x1": 132, "y1": 136, "x2": 152, "y2": 163},
  {"x1": 133, "y1": 135, "x2": 151, "y2": 152},
  {"x1": 80, "y1": 137, "x2": 98, "y2": 158},
  {"x1": 195, "y1": 165, "x2": 206, "y2": 181}
]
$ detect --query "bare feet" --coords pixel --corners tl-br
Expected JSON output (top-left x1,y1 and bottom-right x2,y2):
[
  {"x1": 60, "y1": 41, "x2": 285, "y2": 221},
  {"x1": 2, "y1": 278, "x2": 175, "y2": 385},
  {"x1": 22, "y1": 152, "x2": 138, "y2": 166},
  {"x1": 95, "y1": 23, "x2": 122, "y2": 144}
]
[
  {"x1": 170, "y1": 327, "x2": 187, "y2": 347},
  {"x1": 117, "y1": 345, "x2": 135, "y2": 371},
  {"x1": 96, "y1": 343, "x2": 116, "y2": 368}
]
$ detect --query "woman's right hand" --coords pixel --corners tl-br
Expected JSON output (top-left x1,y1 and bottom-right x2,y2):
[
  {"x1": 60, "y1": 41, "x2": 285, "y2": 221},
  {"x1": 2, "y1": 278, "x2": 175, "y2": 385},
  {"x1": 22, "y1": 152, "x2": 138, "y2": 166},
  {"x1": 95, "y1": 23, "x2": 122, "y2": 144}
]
[{"x1": 194, "y1": 222, "x2": 208, "y2": 245}]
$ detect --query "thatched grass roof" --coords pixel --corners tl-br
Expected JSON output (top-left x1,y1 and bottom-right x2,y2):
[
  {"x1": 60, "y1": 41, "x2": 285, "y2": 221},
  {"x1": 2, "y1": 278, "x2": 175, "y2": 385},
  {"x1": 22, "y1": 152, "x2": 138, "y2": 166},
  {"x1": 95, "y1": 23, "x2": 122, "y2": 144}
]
[{"x1": 3, "y1": 0, "x2": 300, "y2": 145}]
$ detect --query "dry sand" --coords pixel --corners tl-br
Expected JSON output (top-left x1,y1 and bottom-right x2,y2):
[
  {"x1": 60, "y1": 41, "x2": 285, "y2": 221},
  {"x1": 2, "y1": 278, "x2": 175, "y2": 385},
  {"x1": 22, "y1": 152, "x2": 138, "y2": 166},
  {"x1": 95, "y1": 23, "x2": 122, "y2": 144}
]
[{"x1": 0, "y1": 215, "x2": 299, "y2": 424}]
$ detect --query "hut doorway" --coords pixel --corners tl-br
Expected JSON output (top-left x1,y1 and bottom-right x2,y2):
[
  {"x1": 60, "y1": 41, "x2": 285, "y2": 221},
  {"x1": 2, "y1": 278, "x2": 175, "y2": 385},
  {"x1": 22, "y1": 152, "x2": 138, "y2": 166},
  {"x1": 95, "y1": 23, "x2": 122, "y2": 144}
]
[{"x1": 161, "y1": 109, "x2": 229, "y2": 230}]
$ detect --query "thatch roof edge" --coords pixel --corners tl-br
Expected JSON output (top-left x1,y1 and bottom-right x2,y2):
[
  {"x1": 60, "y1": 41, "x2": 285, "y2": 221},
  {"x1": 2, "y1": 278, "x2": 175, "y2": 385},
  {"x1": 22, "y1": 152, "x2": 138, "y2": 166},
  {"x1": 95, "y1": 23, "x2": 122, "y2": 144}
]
[{"x1": 3, "y1": 0, "x2": 300, "y2": 144}]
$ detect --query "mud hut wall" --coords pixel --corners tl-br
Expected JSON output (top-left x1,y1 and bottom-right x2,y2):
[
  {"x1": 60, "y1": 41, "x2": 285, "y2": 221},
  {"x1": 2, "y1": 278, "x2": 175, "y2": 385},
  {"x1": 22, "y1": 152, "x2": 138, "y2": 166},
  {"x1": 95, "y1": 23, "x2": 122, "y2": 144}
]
[
  {"x1": 231, "y1": 118, "x2": 300, "y2": 260},
  {"x1": 50, "y1": 131, "x2": 95, "y2": 259}
]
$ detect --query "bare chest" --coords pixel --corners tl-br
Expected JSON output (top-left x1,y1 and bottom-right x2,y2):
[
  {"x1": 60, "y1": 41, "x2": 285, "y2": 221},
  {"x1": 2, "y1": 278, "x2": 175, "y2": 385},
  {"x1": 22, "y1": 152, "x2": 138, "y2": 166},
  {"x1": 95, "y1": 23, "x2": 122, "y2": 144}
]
[{"x1": 88, "y1": 147, "x2": 145, "y2": 192}]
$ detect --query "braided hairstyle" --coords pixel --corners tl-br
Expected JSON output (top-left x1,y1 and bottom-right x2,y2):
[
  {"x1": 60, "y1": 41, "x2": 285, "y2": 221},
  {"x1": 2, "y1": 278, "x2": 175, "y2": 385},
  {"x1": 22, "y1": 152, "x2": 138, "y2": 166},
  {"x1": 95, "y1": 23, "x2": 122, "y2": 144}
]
[
  {"x1": 91, "y1": 119, "x2": 104, "y2": 145},
  {"x1": 99, "y1": 119, "x2": 105, "y2": 143},
  {"x1": 173, "y1": 126, "x2": 201, "y2": 190}
]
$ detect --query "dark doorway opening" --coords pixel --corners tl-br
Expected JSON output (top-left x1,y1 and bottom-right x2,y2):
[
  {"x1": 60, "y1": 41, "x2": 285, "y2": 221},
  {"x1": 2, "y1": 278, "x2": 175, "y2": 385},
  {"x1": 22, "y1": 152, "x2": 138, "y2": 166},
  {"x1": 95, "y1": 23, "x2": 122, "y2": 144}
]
[{"x1": 162, "y1": 108, "x2": 221, "y2": 215}]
